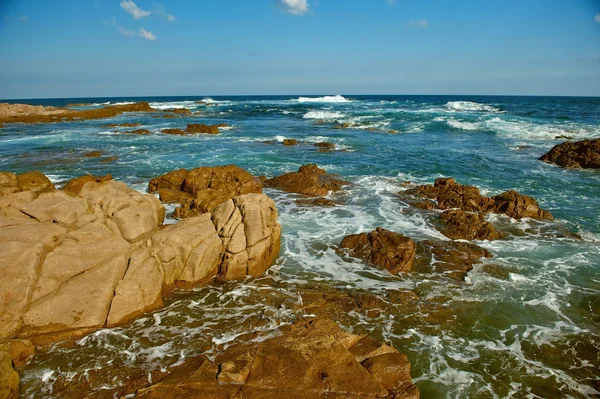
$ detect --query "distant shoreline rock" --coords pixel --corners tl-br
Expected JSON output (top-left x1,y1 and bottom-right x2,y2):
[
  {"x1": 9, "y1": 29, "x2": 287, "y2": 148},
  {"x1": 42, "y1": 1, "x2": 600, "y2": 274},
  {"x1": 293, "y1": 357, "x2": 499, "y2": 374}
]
[{"x1": 0, "y1": 102, "x2": 155, "y2": 125}]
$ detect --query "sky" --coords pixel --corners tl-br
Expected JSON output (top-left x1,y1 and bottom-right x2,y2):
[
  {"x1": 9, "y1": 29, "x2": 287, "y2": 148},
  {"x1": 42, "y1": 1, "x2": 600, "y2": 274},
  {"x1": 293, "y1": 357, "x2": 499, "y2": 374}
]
[{"x1": 0, "y1": 0, "x2": 599, "y2": 99}]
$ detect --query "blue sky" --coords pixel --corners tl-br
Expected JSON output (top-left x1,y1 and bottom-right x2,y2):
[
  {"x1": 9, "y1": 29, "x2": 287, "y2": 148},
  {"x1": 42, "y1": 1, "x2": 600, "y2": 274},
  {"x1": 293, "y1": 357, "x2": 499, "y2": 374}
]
[{"x1": 0, "y1": 0, "x2": 599, "y2": 98}]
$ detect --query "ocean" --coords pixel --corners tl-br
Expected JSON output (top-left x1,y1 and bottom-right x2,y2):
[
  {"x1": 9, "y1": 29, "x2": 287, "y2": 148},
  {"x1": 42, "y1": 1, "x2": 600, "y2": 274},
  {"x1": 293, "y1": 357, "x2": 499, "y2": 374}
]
[{"x1": 1, "y1": 95, "x2": 599, "y2": 397}]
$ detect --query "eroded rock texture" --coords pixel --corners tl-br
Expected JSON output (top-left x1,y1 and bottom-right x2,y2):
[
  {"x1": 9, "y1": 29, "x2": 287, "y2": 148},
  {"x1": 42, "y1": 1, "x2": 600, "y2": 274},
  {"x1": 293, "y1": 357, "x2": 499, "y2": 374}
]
[
  {"x1": 540, "y1": 138, "x2": 600, "y2": 169},
  {"x1": 0, "y1": 175, "x2": 281, "y2": 342}
]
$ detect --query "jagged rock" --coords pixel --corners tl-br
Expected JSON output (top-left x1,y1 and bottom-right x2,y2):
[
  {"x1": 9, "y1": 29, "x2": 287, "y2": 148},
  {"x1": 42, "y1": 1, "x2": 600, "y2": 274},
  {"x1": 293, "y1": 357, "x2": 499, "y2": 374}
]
[
  {"x1": 403, "y1": 177, "x2": 493, "y2": 212},
  {"x1": 62, "y1": 174, "x2": 113, "y2": 197},
  {"x1": 264, "y1": 164, "x2": 349, "y2": 196},
  {"x1": 135, "y1": 318, "x2": 418, "y2": 399},
  {"x1": 0, "y1": 173, "x2": 281, "y2": 342},
  {"x1": 540, "y1": 138, "x2": 600, "y2": 169},
  {"x1": 340, "y1": 227, "x2": 416, "y2": 274},
  {"x1": 0, "y1": 352, "x2": 19, "y2": 399},
  {"x1": 490, "y1": 190, "x2": 553, "y2": 220},
  {"x1": 149, "y1": 165, "x2": 262, "y2": 218},
  {"x1": 283, "y1": 138, "x2": 297, "y2": 145},
  {"x1": 439, "y1": 209, "x2": 502, "y2": 240}
]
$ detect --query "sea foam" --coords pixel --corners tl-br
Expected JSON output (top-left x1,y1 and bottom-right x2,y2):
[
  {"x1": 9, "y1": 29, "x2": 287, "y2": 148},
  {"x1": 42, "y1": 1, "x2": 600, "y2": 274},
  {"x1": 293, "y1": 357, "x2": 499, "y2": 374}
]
[{"x1": 296, "y1": 95, "x2": 352, "y2": 103}]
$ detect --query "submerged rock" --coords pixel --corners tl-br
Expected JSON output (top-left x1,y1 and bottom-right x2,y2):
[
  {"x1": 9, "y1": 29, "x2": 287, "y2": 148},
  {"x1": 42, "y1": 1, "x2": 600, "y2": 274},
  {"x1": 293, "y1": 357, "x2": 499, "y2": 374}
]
[
  {"x1": 123, "y1": 128, "x2": 151, "y2": 135},
  {"x1": 149, "y1": 165, "x2": 263, "y2": 218},
  {"x1": 540, "y1": 138, "x2": 600, "y2": 169},
  {"x1": 185, "y1": 123, "x2": 221, "y2": 134},
  {"x1": 84, "y1": 151, "x2": 103, "y2": 158},
  {"x1": 282, "y1": 138, "x2": 297, "y2": 145},
  {"x1": 0, "y1": 172, "x2": 281, "y2": 342},
  {"x1": 106, "y1": 122, "x2": 141, "y2": 128},
  {"x1": 135, "y1": 318, "x2": 418, "y2": 399},
  {"x1": 341, "y1": 227, "x2": 416, "y2": 274},
  {"x1": 417, "y1": 240, "x2": 492, "y2": 280},
  {"x1": 264, "y1": 164, "x2": 349, "y2": 196}
]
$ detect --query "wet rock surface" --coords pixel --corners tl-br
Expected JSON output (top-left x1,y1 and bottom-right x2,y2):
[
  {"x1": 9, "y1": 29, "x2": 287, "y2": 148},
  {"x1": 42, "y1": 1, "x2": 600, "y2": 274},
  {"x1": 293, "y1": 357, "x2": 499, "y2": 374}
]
[
  {"x1": 264, "y1": 164, "x2": 349, "y2": 196},
  {"x1": 416, "y1": 240, "x2": 493, "y2": 280},
  {"x1": 341, "y1": 227, "x2": 416, "y2": 274},
  {"x1": 439, "y1": 209, "x2": 502, "y2": 241},
  {"x1": 540, "y1": 138, "x2": 600, "y2": 169},
  {"x1": 135, "y1": 318, "x2": 418, "y2": 399},
  {"x1": 0, "y1": 351, "x2": 19, "y2": 399}
]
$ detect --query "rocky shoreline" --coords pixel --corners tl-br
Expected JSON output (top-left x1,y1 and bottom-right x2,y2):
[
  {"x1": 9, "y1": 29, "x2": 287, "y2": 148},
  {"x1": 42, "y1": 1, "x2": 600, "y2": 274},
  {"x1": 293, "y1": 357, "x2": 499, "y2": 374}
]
[{"x1": 0, "y1": 157, "x2": 570, "y2": 398}]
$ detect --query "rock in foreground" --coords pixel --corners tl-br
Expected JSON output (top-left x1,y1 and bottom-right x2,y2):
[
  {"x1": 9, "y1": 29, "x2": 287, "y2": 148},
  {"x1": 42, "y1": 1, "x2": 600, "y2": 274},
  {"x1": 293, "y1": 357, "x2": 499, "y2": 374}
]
[
  {"x1": 0, "y1": 174, "x2": 281, "y2": 342},
  {"x1": 540, "y1": 138, "x2": 600, "y2": 169},
  {"x1": 264, "y1": 164, "x2": 349, "y2": 196},
  {"x1": 135, "y1": 318, "x2": 419, "y2": 399},
  {"x1": 341, "y1": 227, "x2": 416, "y2": 274}
]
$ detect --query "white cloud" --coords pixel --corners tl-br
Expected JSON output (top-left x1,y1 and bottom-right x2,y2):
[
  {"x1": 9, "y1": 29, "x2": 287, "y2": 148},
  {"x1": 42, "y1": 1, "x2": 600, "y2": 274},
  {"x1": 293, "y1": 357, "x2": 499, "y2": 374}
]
[
  {"x1": 277, "y1": 0, "x2": 309, "y2": 16},
  {"x1": 409, "y1": 20, "x2": 430, "y2": 28},
  {"x1": 595, "y1": 13, "x2": 600, "y2": 23},
  {"x1": 119, "y1": 27, "x2": 135, "y2": 36},
  {"x1": 120, "y1": 0, "x2": 151, "y2": 19},
  {"x1": 167, "y1": 14, "x2": 176, "y2": 22},
  {"x1": 387, "y1": 0, "x2": 396, "y2": 5},
  {"x1": 139, "y1": 28, "x2": 157, "y2": 41}
]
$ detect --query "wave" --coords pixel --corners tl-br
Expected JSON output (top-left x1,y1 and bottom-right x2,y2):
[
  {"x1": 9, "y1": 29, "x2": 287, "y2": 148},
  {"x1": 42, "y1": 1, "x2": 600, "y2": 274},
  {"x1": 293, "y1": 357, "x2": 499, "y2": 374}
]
[
  {"x1": 296, "y1": 95, "x2": 352, "y2": 103},
  {"x1": 446, "y1": 119, "x2": 482, "y2": 131},
  {"x1": 303, "y1": 110, "x2": 345, "y2": 120},
  {"x1": 446, "y1": 101, "x2": 503, "y2": 113},
  {"x1": 149, "y1": 100, "x2": 197, "y2": 110}
]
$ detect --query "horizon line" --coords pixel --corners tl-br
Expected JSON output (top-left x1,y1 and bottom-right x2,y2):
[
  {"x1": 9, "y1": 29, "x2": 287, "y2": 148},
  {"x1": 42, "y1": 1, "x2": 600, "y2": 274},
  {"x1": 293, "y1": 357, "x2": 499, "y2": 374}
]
[{"x1": 2, "y1": 93, "x2": 600, "y2": 101}]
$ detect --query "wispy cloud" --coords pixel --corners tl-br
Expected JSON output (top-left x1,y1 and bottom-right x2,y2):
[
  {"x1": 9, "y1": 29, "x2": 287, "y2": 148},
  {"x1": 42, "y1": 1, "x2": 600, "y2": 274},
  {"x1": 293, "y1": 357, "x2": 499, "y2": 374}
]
[
  {"x1": 386, "y1": 0, "x2": 397, "y2": 5},
  {"x1": 109, "y1": 17, "x2": 157, "y2": 41},
  {"x1": 595, "y1": 13, "x2": 600, "y2": 23},
  {"x1": 409, "y1": 20, "x2": 430, "y2": 28},
  {"x1": 154, "y1": 5, "x2": 176, "y2": 22},
  {"x1": 277, "y1": 0, "x2": 309, "y2": 16},
  {"x1": 3, "y1": 15, "x2": 29, "y2": 23},
  {"x1": 120, "y1": 0, "x2": 151, "y2": 19},
  {"x1": 139, "y1": 28, "x2": 157, "y2": 41}
]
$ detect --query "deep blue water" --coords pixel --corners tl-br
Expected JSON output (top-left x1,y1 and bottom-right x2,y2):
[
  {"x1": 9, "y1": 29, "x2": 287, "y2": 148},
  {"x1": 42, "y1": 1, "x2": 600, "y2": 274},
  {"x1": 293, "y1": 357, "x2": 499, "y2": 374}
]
[{"x1": 2, "y1": 95, "x2": 599, "y2": 398}]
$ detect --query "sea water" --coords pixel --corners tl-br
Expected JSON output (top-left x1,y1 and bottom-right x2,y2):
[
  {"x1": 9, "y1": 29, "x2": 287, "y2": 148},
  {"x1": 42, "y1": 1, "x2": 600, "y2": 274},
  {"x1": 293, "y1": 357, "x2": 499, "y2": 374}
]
[{"x1": 1, "y1": 95, "x2": 599, "y2": 398}]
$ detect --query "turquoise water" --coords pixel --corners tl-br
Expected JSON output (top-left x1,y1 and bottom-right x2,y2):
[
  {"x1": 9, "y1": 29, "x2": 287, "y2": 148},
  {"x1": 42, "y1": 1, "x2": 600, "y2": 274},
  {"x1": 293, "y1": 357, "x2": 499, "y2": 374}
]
[{"x1": 2, "y1": 95, "x2": 599, "y2": 397}]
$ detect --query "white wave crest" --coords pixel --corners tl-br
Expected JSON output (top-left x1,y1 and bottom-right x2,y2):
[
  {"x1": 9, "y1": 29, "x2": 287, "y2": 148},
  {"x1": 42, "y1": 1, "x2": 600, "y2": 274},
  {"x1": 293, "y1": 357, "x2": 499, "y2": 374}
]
[
  {"x1": 447, "y1": 119, "x2": 482, "y2": 131},
  {"x1": 297, "y1": 95, "x2": 352, "y2": 103},
  {"x1": 446, "y1": 101, "x2": 502, "y2": 113},
  {"x1": 303, "y1": 110, "x2": 345, "y2": 120},
  {"x1": 149, "y1": 101, "x2": 197, "y2": 110}
]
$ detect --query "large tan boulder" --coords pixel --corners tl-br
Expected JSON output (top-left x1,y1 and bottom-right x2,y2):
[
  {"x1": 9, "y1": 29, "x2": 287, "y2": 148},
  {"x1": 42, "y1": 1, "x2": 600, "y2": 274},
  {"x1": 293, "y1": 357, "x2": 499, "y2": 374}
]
[
  {"x1": 340, "y1": 227, "x2": 416, "y2": 274},
  {"x1": 0, "y1": 352, "x2": 19, "y2": 399},
  {"x1": 62, "y1": 174, "x2": 112, "y2": 197},
  {"x1": 0, "y1": 172, "x2": 281, "y2": 343},
  {"x1": 264, "y1": 164, "x2": 349, "y2": 196},
  {"x1": 0, "y1": 173, "x2": 18, "y2": 196},
  {"x1": 0, "y1": 340, "x2": 35, "y2": 369},
  {"x1": 211, "y1": 194, "x2": 282, "y2": 279}
]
